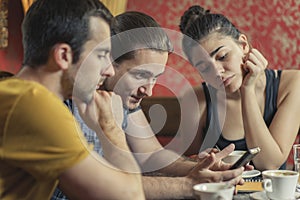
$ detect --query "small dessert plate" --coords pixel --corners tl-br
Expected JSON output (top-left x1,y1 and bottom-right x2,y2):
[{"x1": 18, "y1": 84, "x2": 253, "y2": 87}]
[{"x1": 242, "y1": 170, "x2": 261, "y2": 178}]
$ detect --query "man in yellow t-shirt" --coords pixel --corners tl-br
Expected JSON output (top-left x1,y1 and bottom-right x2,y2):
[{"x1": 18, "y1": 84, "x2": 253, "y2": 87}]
[
  {"x1": 0, "y1": 80, "x2": 90, "y2": 199},
  {"x1": 0, "y1": 0, "x2": 144, "y2": 199}
]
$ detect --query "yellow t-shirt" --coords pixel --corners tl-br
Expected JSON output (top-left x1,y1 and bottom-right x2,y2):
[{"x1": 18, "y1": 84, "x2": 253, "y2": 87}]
[{"x1": 0, "y1": 78, "x2": 90, "y2": 200}]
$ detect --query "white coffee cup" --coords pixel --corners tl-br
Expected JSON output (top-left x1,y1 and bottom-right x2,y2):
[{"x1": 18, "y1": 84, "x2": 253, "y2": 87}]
[
  {"x1": 193, "y1": 182, "x2": 234, "y2": 200},
  {"x1": 262, "y1": 170, "x2": 299, "y2": 200},
  {"x1": 222, "y1": 150, "x2": 246, "y2": 164}
]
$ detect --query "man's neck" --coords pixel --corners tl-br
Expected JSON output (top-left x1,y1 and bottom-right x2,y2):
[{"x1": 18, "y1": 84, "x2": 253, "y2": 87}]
[{"x1": 17, "y1": 66, "x2": 65, "y2": 100}]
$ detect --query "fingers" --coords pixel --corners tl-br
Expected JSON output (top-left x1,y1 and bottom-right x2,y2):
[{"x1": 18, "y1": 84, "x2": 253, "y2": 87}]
[
  {"x1": 210, "y1": 148, "x2": 220, "y2": 154},
  {"x1": 241, "y1": 48, "x2": 269, "y2": 88},
  {"x1": 211, "y1": 160, "x2": 232, "y2": 171},
  {"x1": 215, "y1": 143, "x2": 235, "y2": 161},
  {"x1": 187, "y1": 154, "x2": 245, "y2": 187},
  {"x1": 251, "y1": 48, "x2": 268, "y2": 69},
  {"x1": 196, "y1": 167, "x2": 244, "y2": 184},
  {"x1": 243, "y1": 48, "x2": 267, "y2": 75},
  {"x1": 243, "y1": 60, "x2": 262, "y2": 77},
  {"x1": 197, "y1": 170, "x2": 225, "y2": 183},
  {"x1": 220, "y1": 167, "x2": 244, "y2": 182},
  {"x1": 197, "y1": 144, "x2": 234, "y2": 160},
  {"x1": 96, "y1": 90, "x2": 114, "y2": 99},
  {"x1": 226, "y1": 175, "x2": 244, "y2": 186},
  {"x1": 111, "y1": 94, "x2": 124, "y2": 128},
  {"x1": 198, "y1": 148, "x2": 214, "y2": 159},
  {"x1": 94, "y1": 91, "x2": 117, "y2": 110},
  {"x1": 199, "y1": 144, "x2": 235, "y2": 171},
  {"x1": 196, "y1": 153, "x2": 216, "y2": 169},
  {"x1": 244, "y1": 164, "x2": 254, "y2": 171}
]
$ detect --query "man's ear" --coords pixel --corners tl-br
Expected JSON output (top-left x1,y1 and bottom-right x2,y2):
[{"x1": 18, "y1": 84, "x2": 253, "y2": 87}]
[
  {"x1": 238, "y1": 34, "x2": 250, "y2": 54},
  {"x1": 52, "y1": 43, "x2": 73, "y2": 70}
]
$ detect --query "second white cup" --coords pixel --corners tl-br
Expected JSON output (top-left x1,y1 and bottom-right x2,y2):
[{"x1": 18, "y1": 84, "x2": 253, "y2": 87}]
[{"x1": 262, "y1": 170, "x2": 298, "y2": 200}]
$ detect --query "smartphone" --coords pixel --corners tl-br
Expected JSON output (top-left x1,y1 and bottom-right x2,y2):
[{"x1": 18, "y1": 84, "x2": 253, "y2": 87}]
[{"x1": 229, "y1": 147, "x2": 261, "y2": 170}]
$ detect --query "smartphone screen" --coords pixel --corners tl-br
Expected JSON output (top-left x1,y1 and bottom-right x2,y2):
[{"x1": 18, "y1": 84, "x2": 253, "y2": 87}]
[{"x1": 229, "y1": 147, "x2": 260, "y2": 170}]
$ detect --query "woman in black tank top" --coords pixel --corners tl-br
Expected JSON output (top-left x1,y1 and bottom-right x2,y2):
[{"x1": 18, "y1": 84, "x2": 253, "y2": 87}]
[{"x1": 180, "y1": 5, "x2": 300, "y2": 170}]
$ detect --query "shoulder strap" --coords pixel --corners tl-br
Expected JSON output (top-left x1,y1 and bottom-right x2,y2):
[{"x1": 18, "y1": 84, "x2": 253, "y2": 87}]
[
  {"x1": 202, "y1": 82, "x2": 211, "y2": 137},
  {"x1": 263, "y1": 69, "x2": 281, "y2": 126}
]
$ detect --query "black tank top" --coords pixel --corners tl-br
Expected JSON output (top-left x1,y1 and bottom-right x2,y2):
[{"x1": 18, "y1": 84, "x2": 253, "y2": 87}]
[{"x1": 202, "y1": 69, "x2": 284, "y2": 169}]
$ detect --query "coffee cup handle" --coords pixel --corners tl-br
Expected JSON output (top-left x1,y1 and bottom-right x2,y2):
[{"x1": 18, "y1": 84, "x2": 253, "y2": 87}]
[{"x1": 262, "y1": 179, "x2": 273, "y2": 192}]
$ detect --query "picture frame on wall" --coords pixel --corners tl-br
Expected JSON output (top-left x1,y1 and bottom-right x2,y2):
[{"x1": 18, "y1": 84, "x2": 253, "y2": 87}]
[{"x1": 0, "y1": 0, "x2": 8, "y2": 49}]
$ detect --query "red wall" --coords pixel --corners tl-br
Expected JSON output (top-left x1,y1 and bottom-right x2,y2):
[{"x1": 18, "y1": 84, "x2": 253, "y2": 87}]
[
  {"x1": 127, "y1": 0, "x2": 300, "y2": 96},
  {"x1": 1, "y1": 1, "x2": 299, "y2": 97}
]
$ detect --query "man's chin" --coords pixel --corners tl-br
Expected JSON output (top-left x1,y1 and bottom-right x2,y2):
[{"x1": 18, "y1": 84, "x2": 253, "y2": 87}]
[
  {"x1": 72, "y1": 91, "x2": 93, "y2": 104},
  {"x1": 127, "y1": 101, "x2": 140, "y2": 110}
]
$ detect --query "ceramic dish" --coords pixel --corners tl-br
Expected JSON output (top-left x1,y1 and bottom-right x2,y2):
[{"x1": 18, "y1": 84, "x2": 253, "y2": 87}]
[
  {"x1": 242, "y1": 170, "x2": 261, "y2": 178},
  {"x1": 250, "y1": 191, "x2": 300, "y2": 200}
]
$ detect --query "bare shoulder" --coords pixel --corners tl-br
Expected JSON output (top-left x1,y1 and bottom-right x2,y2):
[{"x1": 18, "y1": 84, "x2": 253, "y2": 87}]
[
  {"x1": 278, "y1": 70, "x2": 300, "y2": 101},
  {"x1": 280, "y1": 70, "x2": 300, "y2": 90}
]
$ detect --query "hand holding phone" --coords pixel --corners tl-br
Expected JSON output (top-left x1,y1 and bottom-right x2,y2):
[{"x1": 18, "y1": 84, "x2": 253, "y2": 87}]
[{"x1": 229, "y1": 147, "x2": 260, "y2": 170}]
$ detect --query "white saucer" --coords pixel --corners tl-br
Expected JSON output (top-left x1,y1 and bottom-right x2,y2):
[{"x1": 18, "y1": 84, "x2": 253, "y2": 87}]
[
  {"x1": 250, "y1": 191, "x2": 300, "y2": 200},
  {"x1": 249, "y1": 191, "x2": 267, "y2": 200},
  {"x1": 242, "y1": 169, "x2": 261, "y2": 178}
]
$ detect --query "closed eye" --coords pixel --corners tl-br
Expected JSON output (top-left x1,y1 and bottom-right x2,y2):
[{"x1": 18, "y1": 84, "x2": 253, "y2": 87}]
[
  {"x1": 217, "y1": 53, "x2": 228, "y2": 61},
  {"x1": 97, "y1": 50, "x2": 110, "y2": 59},
  {"x1": 135, "y1": 72, "x2": 150, "y2": 79}
]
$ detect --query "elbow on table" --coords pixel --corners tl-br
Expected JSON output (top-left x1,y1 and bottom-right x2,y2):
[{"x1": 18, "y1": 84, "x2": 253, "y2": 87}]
[{"x1": 255, "y1": 160, "x2": 287, "y2": 171}]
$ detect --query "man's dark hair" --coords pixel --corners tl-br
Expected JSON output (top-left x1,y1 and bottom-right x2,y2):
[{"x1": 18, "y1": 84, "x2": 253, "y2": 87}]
[
  {"x1": 22, "y1": 0, "x2": 113, "y2": 67},
  {"x1": 111, "y1": 11, "x2": 173, "y2": 64}
]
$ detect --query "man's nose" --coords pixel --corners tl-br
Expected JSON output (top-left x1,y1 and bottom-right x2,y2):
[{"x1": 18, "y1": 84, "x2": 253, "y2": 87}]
[
  {"x1": 104, "y1": 60, "x2": 115, "y2": 77},
  {"x1": 139, "y1": 83, "x2": 154, "y2": 97}
]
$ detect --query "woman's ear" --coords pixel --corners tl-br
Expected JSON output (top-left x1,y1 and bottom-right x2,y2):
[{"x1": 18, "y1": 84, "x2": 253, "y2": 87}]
[
  {"x1": 52, "y1": 43, "x2": 73, "y2": 70},
  {"x1": 238, "y1": 34, "x2": 250, "y2": 54}
]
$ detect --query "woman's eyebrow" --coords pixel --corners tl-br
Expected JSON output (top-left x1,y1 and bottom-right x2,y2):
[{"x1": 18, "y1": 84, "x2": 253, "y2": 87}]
[{"x1": 209, "y1": 46, "x2": 224, "y2": 57}]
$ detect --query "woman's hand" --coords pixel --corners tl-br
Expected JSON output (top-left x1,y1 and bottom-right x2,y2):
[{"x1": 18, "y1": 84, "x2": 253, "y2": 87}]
[
  {"x1": 241, "y1": 48, "x2": 268, "y2": 89},
  {"x1": 197, "y1": 144, "x2": 235, "y2": 171}
]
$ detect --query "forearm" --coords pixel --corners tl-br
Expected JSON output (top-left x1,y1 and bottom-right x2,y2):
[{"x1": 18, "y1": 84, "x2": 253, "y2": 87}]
[
  {"x1": 241, "y1": 88, "x2": 284, "y2": 169},
  {"x1": 60, "y1": 153, "x2": 145, "y2": 200},
  {"x1": 142, "y1": 175, "x2": 193, "y2": 199},
  {"x1": 157, "y1": 156, "x2": 197, "y2": 176},
  {"x1": 96, "y1": 123, "x2": 141, "y2": 173},
  {"x1": 142, "y1": 149, "x2": 196, "y2": 176}
]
